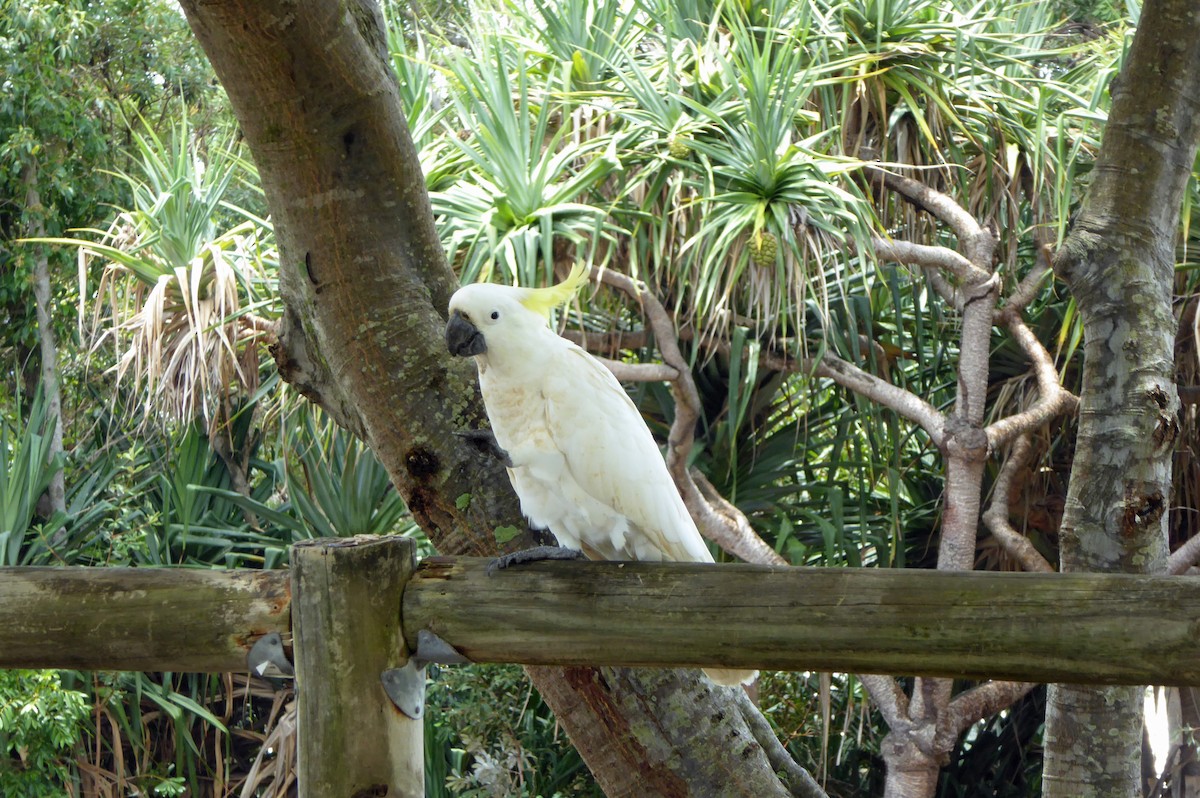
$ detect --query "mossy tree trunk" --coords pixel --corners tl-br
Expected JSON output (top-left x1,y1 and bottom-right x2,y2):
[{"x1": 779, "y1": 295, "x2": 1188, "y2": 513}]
[
  {"x1": 175, "y1": 1, "x2": 797, "y2": 794},
  {"x1": 1045, "y1": 1, "x2": 1200, "y2": 793}
]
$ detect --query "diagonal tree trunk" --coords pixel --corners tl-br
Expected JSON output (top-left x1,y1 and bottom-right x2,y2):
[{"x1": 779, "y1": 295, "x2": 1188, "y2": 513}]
[
  {"x1": 1044, "y1": 1, "x2": 1200, "y2": 793},
  {"x1": 175, "y1": 1, "x2": 805, "y2": 794}
]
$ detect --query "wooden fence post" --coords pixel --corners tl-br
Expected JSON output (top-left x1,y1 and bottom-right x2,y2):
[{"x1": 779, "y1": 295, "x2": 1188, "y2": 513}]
[{"x1": 291, "y1": 535, "x2": 422, "y2": 797}]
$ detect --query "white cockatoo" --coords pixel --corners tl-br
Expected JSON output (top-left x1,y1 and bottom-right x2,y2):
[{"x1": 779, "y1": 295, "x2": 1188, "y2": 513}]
[{"x1": 445, "y1": 264, "x2": 755, "y2": 686}]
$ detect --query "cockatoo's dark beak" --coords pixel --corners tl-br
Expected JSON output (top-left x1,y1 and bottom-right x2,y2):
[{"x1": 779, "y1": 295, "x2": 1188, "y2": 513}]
[{"x1": 446, "y1": 311, "x2": 487, "y2": 357}]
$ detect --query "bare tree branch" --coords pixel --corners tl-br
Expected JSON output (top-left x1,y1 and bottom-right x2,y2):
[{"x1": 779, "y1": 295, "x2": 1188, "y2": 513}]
[
  {"x1": 561, "y1": 327, "x2": 653, "y2": 352},
  {"x1": 866, "y1": 166, "x2": 990, "y2": 264},
  {"x1": 594, "y1": 357, "x2": 679, "y2": 383},
  {"x1": 724, "y1": 344, "x2": 950, "y2": 449},
  {"x1": 872, "y1": 236, "x2": 987, "y2": 285},
  {"x1": 996, "y1": 245, "x2": 1055, "y2": 323},
  {"x1": 562, "y1": 326, "x2": 697, "y2": 356},
  {"x1": 735, "y1": 691, "x2": 830, "y2": 798},
  {"x1": 937, "y1": 680, "x2": 1037, "y2": 749},
  {"x1": 693, "y1": 470, "x2": 788, "y2": 566},
  {"x1": 985, "y1": 317, "x2": 1079, "y2": 453},
  {"x1": 1167, "y1": 532, "x2": 1200, "y2": 575},
  {"x1": 592, "y1": 269, "x2": 784, "y2": 565},
  {"x1": 815, "y1": 354, "x2": 948, "y2": 447},
  {"x1": 921, "y1": 266, "x2": 965, "y2": 310},
  {"x1": 981, "y1": 435, "x2": 1056, "y2": 573},
  {"x1": 859, "y1": 674, "x2": 909, "y2": 729}
]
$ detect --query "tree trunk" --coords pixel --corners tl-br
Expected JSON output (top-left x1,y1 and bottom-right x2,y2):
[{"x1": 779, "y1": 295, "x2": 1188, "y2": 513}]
[
  {"x1": 875, "y1": 183, "x2": 1000, "y2": 797},
  {"x1": 1045, "y1": 1, "x2": 1200, "y2": 793},
  {"x1": 174, "y1": 1, "x2": 797, "y2": 794},
  {"x1": 23, "y1": 161, "x2": 65, "y2": 516}
]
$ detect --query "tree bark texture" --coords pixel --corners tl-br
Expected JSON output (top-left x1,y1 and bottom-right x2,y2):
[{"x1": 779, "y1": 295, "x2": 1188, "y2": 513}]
[
  {"x1": 878, "y1": 186, "x2": 999, "y2": 795},
  {"x1": 174, "y1": 2, "x2": 790, "y2": 794},
  {"x1": 1046, "y1": 1, "x2": 1200, "y2": 794},
  {"x1": 23, "y1": 160, "x2": 65, "y2": 515}
]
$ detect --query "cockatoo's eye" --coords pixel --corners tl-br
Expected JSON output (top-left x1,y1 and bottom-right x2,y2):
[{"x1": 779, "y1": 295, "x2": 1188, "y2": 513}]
[{"x1": 490, "y1": 311, "x2": 500, "y2": 320}]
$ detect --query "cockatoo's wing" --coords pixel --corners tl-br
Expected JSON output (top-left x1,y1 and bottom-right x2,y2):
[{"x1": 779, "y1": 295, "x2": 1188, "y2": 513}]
[{"x1": 542, "y1": 345, "x2": 713, "y2": 563}]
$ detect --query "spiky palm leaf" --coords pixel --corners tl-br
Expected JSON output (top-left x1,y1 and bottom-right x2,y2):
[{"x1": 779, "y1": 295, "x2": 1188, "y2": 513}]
[
  {"x1": 432, "y1": 36, "x2": 623, "y2": 287},
  {"x1": 41, "y1": 115, "x2": 277, "y2": 429}
]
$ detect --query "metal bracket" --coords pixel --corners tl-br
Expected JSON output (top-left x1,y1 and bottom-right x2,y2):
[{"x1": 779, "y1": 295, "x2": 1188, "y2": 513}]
[
  {"x1": 380, "y1": 630, "x2": 470, "y2": 719},
  {"x1": 247, "y1": 632, "x2": 294, "y2": 678},
  {"x1": 413, "y1": 629, "x2": 471, "y2": 665},
  {"x1": 381, "y1": 663, "x2": 426, "y2": 719}
]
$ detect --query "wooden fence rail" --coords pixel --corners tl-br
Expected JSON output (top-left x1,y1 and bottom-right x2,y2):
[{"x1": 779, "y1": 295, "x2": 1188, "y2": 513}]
[
  {"x1": 5, "y1": 535, "x2": 1200, "y2": 797},
  {"x1": 0, "y1": 566, "x2": 290, "y2": 671},
  {"x1": 3, "y1": 540, "x2": 1199, "y2": 685},
  {"x1": 404, "y1": 556, "x2": 1200, "y2": 686}
]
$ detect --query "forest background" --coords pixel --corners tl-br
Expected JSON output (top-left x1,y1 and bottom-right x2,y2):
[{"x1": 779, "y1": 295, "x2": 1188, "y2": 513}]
[{"x1": 2, "y1": 0, "x2": 1199, "y2": 795}]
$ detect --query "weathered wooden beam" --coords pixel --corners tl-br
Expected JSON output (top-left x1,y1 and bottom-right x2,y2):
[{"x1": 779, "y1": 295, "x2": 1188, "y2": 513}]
[
  {"x1": 402, "y1": 558, "x2": 1200, "y2": 686},
  {"x1": 4, "y1": 557, "x2": 1199, "y2": 686},
  {"x1": 292, "y1": 535, "x2": 422, "y2": 798},
  {"x1": 0, "y1": 566, "x2": 289, "y2": 671}
]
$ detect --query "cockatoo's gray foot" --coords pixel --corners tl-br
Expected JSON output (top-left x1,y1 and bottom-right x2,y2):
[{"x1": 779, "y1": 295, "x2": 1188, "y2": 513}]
[
  {"x1": 455, "y1": 428, "x2": 513, "y2": 467},
  {"x1": 487, "y1": 545, "x2": 585, "y2": 575}
]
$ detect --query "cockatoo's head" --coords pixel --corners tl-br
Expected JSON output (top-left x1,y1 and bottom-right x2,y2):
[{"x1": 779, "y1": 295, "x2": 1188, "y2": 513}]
[{"x1": 445, "y1": 264, "x2": 589, "y2": 363}]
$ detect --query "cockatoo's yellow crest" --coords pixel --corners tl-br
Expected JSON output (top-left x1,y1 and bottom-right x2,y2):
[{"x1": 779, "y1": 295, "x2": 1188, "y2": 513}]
[{"x1": 518, "y1": 263, "x2": 590, "y2": 318}]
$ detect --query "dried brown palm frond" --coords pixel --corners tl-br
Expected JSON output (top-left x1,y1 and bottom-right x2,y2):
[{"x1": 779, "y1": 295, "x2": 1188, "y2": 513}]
[
  {"x1": 36, "y1": 114, "x2": 280, "y2": 434},
  {"x1": 235, "y1": 684, "x2": 297, "y2": 798}
]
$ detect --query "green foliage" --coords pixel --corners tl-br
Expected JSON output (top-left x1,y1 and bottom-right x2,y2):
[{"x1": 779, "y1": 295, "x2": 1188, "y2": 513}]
[
  {"x1": 433, "y1": 35, "x2": 620, "y2": 287},
  {"x1": 35, "y1": 111, "x2": 278, "y2": 427},
  {"x1": 0, "y1": 391, "x2": 65, "y2": 565},
  {"x1": 0, "y1": 0, "x2": 1162, "y2": 794},
  {"x1": 758, "y1": 671, "x2": 886, "y2": 796},
  {"x1": 195, "y1": 406, "x2": 426, "y2": 558},
  {"x1": 0, "y1": 0, "x2": 223, "y2": 372},
  {"x1": 425, "y1": 664, "x2": 600, "y2": 797},
  {"x1": 399, "y1": 0, "x2": 1133, "y2": 792},
  {"x1": 0, "y1": 670, "x2": 88, "y2": 796},
  {"x1": 937, "y1": 687, "x2": 1045, "y2": 798}
]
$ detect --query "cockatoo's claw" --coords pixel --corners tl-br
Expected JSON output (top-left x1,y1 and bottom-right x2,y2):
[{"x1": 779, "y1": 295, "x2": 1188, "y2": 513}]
[
  {"x1": 487, "y1": 545, "x2": 585, "y2": 575},
  {"x1": 455, "y1": 429, "x2": 513, "y2": 467}
]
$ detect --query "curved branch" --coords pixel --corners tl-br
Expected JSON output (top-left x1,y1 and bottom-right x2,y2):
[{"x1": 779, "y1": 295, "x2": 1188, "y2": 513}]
[
  {"x1": 692, "y1": 470, "x2": 788, "y2": 566},
  {"x1": 563, "y1": 327, "x2": 649, "y2": 352},
  {"x1": 867, "y1": 166, "x2": 987, "y2": 259},
  {"x1": 985, "y1": 317, "x2": 1078, "y2": 453},
  {"x1": 735, "y1": 690, "x2": 830, "y2": 798},
  {"x1": 996, "y1": 244, "x2": 1055, "y2": 323},
  {"x1": 814, "y1": 353, "x2": 948, "y2": 447},
  {"x1": 737, "y1": 345, "x2": 948, "y2": 449},
  {"x1": 241, "y1": 312, "x2": 279, "y2": 338},
  {"x1": 859, "y1": 674, "x2": 908, "y2": 729},
  {"x1": 593, "y1": 268, "x2": 783, "y2": 565},
  {"x1": 595, "y1": 357, "x2": 679, "y2": 383},
  {"x1": 1167, "y1": 533, "x2": 1200, "y2": 575},
  {"x1": 920, "y1": 266, "x2": 964, "y2": 310},
  {"x1": 872, "y1": 236, "x2": 990, "y2": 285},
  {"x1": 981, "y1": 435, "x2": 1055, "y2": 573},
  {"x1": 937, "y1": 680, "x2": 1036, "y2": 750}
]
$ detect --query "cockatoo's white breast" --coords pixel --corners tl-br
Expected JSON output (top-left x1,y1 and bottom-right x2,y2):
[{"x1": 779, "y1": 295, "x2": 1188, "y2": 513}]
[{"x1": 478, "y1": 338, "x2": 712, "y2": 563}]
